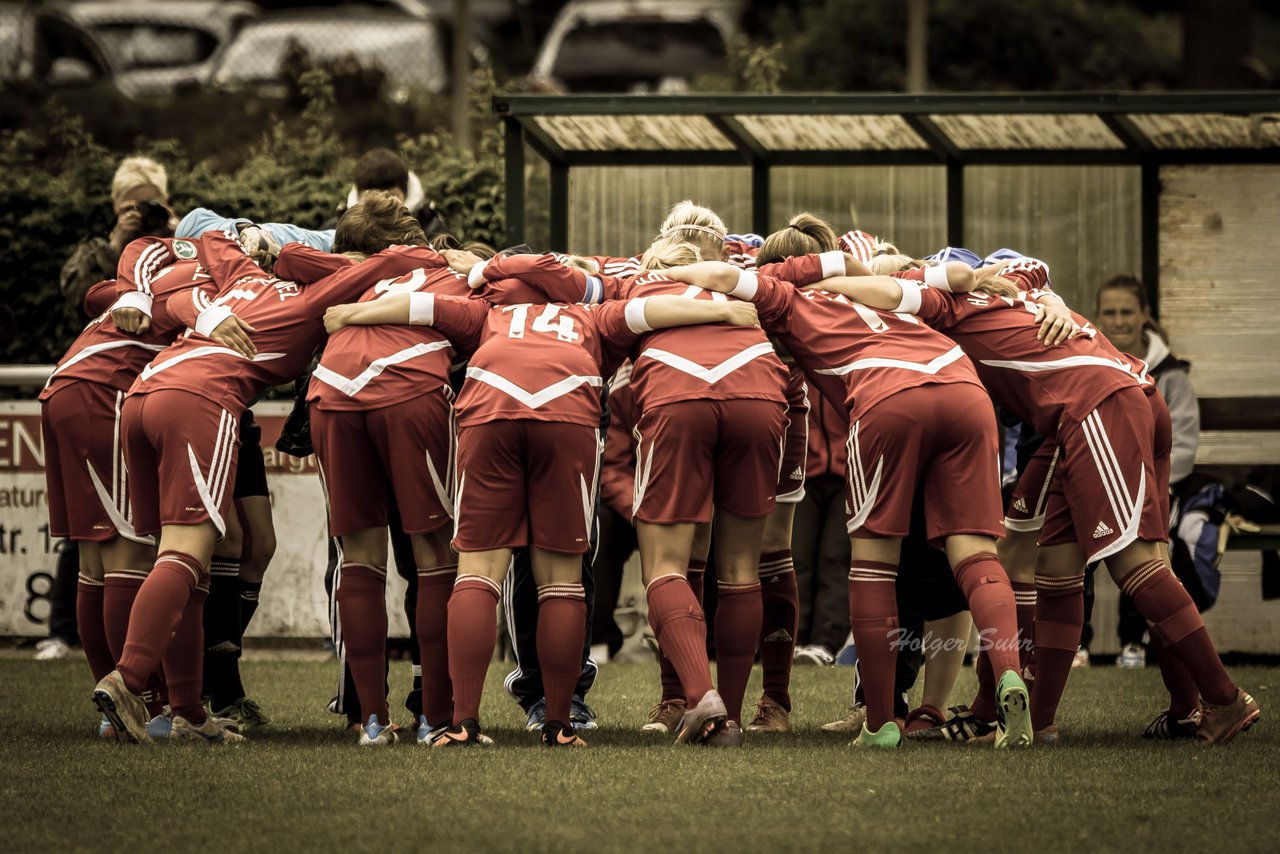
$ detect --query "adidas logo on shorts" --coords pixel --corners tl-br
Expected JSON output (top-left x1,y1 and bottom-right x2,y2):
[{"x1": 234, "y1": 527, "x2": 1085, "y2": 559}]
[
  {"x1": 1093, "y1": 521, "x2": 1115, "y2": 539},
  {"x1": 789, "y1": 466, "x2": 804, "y2": 481},
  {"x1": 763, "y1": 629, "x2": 793, "y2": 643},
  {"x1": 1012, "y1": 497, "x2": 1029, "y2": 513}
]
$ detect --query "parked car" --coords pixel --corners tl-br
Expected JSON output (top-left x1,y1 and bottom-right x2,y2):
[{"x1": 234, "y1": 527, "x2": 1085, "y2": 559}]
[
  {"x1": 68, "y1": 0, "x2": 258, "y2": 98},
  {"x1": 529, "y1": 0, "x2": 740, "y2": 93},
  {"x1": 211, "y1": 7, "x2": 446, "y2": 101},
  {"x1": 0, "y1": 1, "x2": 115, "y2": 90}
]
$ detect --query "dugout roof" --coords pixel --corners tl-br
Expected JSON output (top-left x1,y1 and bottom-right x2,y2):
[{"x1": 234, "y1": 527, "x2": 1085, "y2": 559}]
[{"x1": 493, "y1": 91, "x2": 1280, "y2": 305}]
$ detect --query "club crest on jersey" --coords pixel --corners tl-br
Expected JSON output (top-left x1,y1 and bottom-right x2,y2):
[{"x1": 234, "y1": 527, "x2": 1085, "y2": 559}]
[{"x1": 173, "y1": 239, "x2": 198, "y2": 260}]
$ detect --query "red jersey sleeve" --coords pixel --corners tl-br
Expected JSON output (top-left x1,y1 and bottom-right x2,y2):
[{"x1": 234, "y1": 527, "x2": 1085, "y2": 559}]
[
  {"x1": 599, "y1": 371, "x2": 639, "y2": 518},
  {"x1": 415, "y1": 293, "x2": 487, "y2": 353},
  {"x1": 114, "y1": 236, "x2": 177, "y2": 315},
  {"x1": 476, "y1": 254, "x2": 625, "y2": 304},
  {"x1": 999, "y1": 258, "x2": 1053, "y2": 298},
  {"x1": 274, "y1": 244, "x2": 355, "y2": 284},
  {"x1": 84, "y1": 279, "x2": 117, "y2": 317},
  {"x1": 587, "y1": 299, "x2": 647, "y2": 371},
  {"x1": 892, "y1": 267, "x2": 927, "y2": 282},
  {"x1": 199, "y1": 233, "x2": 267, "y2": 288},
  {"x1": 302, "y1": 246, "x2": 447, "y2": 314},
  {"x1": 740, "y1": 272, "x2": 796, "y2": 330},
  {"x1": 757, "y1": 251, "x2": 845, "y2": 286},
  {"x1": 912, "y1": 285, "x2": 959, "y2": 329},
  {"x1": 162, "y1": 282, "x2": 223, "y2": 332}
]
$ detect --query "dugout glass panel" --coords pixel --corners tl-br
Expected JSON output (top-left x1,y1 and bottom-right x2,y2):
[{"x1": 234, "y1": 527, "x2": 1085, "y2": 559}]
[
  {"x1": 769, "y1": 166, "x2": 946, "y2": 255},
  {"x1": 567, "y1": 166, "x2": 752, "y2": 257},
  {"x1": 964, "y1": 165, "x2": 1141, "y2": 313}
]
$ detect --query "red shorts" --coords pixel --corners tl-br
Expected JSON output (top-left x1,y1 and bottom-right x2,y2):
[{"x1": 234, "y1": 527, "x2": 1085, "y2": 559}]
[
  {"x1": 776, "y1": 367, "x2": 810, "y2": 504},
  {"x1": 41, "y1": 383, "x2": 142, "y2": 542},
  {"x1": 1039, "y1": 387, "x2": 1165, "y2": 561},
  {"x1": 1004, "y1": 441, "x2": 1060, "y2": 533},
  {"x1": 122, "y1": 390, "x2": 241, "y2": 538},
  {"x1": 312, "y1": 392, "x2": 455, "y2": 537},
  {"x1": 454, "y1": 420, "x2": 599, "y2": 554},
  {"x1": 845, "y1": 383, "x2": 1004, "y2": 546},
  {"x1": 1149, "y1": 388, "x2": 1173, "y2": 526},
  {"x1": 632, "y1": 399, "x2": 786, "y2": 524}
]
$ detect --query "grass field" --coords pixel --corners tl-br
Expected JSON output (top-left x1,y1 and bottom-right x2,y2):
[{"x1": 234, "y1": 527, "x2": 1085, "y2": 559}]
[{"x1": 3, "y1": 655, "x2": 1278, "y2": 853}]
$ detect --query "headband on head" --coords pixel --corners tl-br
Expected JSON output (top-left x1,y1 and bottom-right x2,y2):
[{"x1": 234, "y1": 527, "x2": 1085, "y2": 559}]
[{"x1": 660, "y1": 223, "x2": 725, "y2": 241}]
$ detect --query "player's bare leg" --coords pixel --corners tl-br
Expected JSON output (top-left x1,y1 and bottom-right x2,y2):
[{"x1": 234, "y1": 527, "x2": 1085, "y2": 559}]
[
  {"x1": 637, "y1": 520, "x2": 725, "y2": 744},
  {"x1": 412, "y1": 528, "x2": 456, "y2": 741},
  {"x1": 749, "y1": 503, "x2": 799, "y2": 734},
  {"x1": 530, "y1": 548, "x2": 589, "y2": 747},
  {"x1": 1106, "y1": 539, "x2": 1258, "y2": 744},
  {"x1": 904, "y1": 611, "x2": 972, "y2": 735}
]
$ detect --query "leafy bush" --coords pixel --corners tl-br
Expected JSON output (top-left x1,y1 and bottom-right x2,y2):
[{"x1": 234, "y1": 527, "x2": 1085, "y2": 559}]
[{"x1": 1, "y1": 70, "x2": 506, "y2": 365}]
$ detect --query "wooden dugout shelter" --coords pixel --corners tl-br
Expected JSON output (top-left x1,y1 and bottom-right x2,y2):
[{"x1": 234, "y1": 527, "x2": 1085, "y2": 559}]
[{"x1": 495, "y1": 91, "x2": 1280, "y2": 478}]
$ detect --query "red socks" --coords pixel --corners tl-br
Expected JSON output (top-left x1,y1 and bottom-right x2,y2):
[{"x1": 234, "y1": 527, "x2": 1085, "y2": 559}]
[
  {"x1": 848, "y1": 560, "x2": 899, "y2": 730},
  {"x1": 1013, "y1": 580, "x2": 1037, "y2": 674},
  {"x1": 117, "y1": 550, "x2": 203, "y2": 695},
  {"x1": 1030, "y1": 573, "x2": 1084, "y2": 728},
  {"x1": 647, "y1": 573, "x2": 714, "y2": 704},
  {"x1": 1149, "y1": 633, "x2": 1200, "y2": 719},
  {"x1": 715, "y1": 581, "x2": 762, "y2": 724},
  {"x1": 758, "y1": 550, "x2": 798, "y2": 712},
  {"x1": 447, "y1": 574, "x2": 501, "y2": 724},
  {"x1": 76, "y1": 575, "x2": 113, "y2": 684},
  {"x1": 103, "y1": 570, "x2": 148, "y2": 661},
  {"x1": 335, "y1": 562, "x2": 390, "y2": 725},
  {"x1": 163, "y1": 583, "x2": 209, "y2": 724},
  {"x1": 537, "y1": 583, "x2": 588, "y2": 727},
  {"x1": 1121, "y1": 559, "x2": 1235, "y2": 707},
  {"x1": 953, "y1": 552, "x2": 1020, "y2": 677},
  {"x1": 416, "y1": 565, "x2": 457, "y2": 728},
  {"x1": 658, "y1": 560, "x2": 705, "y2": 703}
]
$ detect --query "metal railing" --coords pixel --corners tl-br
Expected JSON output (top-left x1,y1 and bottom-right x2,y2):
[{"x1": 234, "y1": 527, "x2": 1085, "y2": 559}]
[{"x1": 0, "y1": 366, "x2": 53, "y2": 386}]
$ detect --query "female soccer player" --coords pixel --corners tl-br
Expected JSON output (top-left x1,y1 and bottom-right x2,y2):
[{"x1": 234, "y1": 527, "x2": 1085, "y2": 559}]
[
  {"x1": 805, "y1": 259, "x2": 1259, "y2": 744},
  {"x1": 323, "y1": 272, "x2": 761, "y2": 747}
]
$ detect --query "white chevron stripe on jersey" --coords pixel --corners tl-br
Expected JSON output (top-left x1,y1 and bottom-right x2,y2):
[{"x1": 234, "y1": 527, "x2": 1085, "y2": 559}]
[
  {"x1": 464, "y1": 367, "x2": 602, "y2": 409},
  {"x1": 979, "y1": 353, "x2": 1149, "y2": 384},
  {"x1": 816, "y1": 345, "x2": 966, "y2": 377},
  {"x1": 133, "y1": 242, "x2": 169, "y2": 294},
  {"x1": 638, "y1": 341, "x2": 775, "y2": 384},
  {"x1": 312, "y1": 341, "x2": 453, "y2": 398},
  {"x1": 46, "y1": 339, "x2": 167, "y2": 386},
  {"x1": 138, "y1": 346, "x2": 285, "y2": 382}
]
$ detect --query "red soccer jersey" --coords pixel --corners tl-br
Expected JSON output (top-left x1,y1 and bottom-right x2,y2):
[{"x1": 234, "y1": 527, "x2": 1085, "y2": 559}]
[
  {"x1": 740, "y1": 273, "x2": 983, "y2": 423},
  {"x1": 621, "y1": 271, "x2": 788, "y2": 411},
  {"x1": 129, "y1": 235, "x2": 435, "y2": 412},
  {"x1": 909, "y1": 285, "x2": 1150, "y2": 437},
  {"x1": 599, "y1": 362, "x2": 640, "y2": 518},
  {"x1": 308, "y1": 253, "x2": 470, "y2": 411},
  {"x1": 471, "y1": 253, "x2": 627, "y2": 305},
  {"x1": 41, "y1": 237, "x2": 219, "y2": 400},
  {"x1": 414, "y1": 293, "x2": 650, "y2": 428}
]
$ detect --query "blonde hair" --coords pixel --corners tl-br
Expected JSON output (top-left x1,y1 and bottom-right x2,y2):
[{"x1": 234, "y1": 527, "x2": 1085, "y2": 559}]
[
  {"x1": 640, "y1": 235, "x2": 703, "y2": 271},
  {"x1": 657, "y1": 200, "x2": 726, "y2": 257},
  {"x1": 111, "y1": 156, "x2": 168, "y2": 208},
  {"x1": 758, "y1": 212, "x2": 838, "y2": 264},
  {"x1": 868, "y1": 253, "x2": 921, "y2": 276},
  {"x1": 562, "y1": 255, "x2": 600, "y2": 274},
  {"x1": 973, "y1": 274, "x2": 1021, "y2": 299}
]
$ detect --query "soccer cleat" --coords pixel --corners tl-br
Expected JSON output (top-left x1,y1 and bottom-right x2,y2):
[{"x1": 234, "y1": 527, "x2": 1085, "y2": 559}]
[
  {"x1": 1071, "y1": 647, "x2": 1091, "y2": 669},
  {"x1": 431, "y1": 718, "x2": 490, "y2": 748},
  {"x1": 639, "y1": 700, "x2": 687, "y2": 734},
  {"x1": 35, "y1": 637, "x2": 73, "y2": 661},
  {"x1": 417, "y1": 715, "x2": 441, "y2": 745},
  {"x1": 903, "y1": 705, "x2": 946, "y2": 737},
  {"x1": 820, "y1": 704, "x2": 867, "y2": 734},
  {"x1": 705, "y1": 720, "x2": 745, "y2": 747},
  {"x1": 746, "y1": 696, "x2": 791, "y2": 733},
  {"x1": 171, "y1": 715, "x2": 247, "y2": 744},
  {"x1": 211, "y1": 697, "x2": 270, "y2": 733},
  {"x1": 1117, "y1": 643, "x2": 1146, "y2": 669},
  {"x1": 541, "y1": 720, "x2": 587, "y2": 748},
  {"x1": 674, "y1": 690, "x2": 728, "y2": 745},
  {"x1": 93, "y1": 670, "x2": 151, "y2": 744},
  {"x1": 852, "y1": 721, "x2": 901, "y2": 748},
  {"x1": 358, "y1": 714, "x2": 398, "y2": 747},
  {"x1": 524, "y1": 699, "x2": 547, "y2": 732},
  {"x1": 145, "y1": 714, "x2": 174, "y2": 740},
  {"x1": 909, "y1": 705, "x2": 995, "y2": 743},
  {"x1": 570, "y1": 696, "x2": 598, "y2": 732},
  {"x1": 1196, "y1": 690, "x2": 1260, "y2": 745},
  {"x1": 793, "y1": 644, "x2": 835, "y2": 666},
  {"x1": 994, "y1": 670, "x2": 1033, "y2": 748},
  {"x1": 1143, "y1": 709, "x2": 1201, "y2": 740}
]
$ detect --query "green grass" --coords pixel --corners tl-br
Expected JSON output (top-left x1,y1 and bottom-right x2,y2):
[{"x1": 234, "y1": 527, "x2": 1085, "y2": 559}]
[{"x1": 2, "y1": 657, "x2": 1277, "y2": 853}]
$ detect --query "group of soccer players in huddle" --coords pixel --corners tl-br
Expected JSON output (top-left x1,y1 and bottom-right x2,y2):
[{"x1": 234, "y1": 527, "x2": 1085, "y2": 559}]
[{"x1": 41, "y1": 189, "x2": 1261, "y2": 749}]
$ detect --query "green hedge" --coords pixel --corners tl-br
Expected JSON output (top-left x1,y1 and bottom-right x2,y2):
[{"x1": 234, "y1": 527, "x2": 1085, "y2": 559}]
[{"x1": 1, "y1": 70, "x2": 505, "y2": 365}]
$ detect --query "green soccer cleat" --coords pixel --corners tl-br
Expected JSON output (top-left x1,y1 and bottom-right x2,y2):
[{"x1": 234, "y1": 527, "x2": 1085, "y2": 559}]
[
  {"x1": 851, "y1": 720, "x2": 901, "y2": 748},
  {"x1": 211, "y1": 697, "x2": 270, "y2": 733},
  {"x1": 995, "y1": 670, "x2": 1033, "y2": 749}
]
